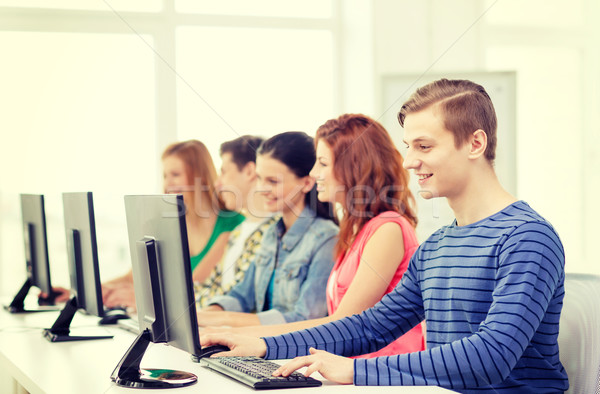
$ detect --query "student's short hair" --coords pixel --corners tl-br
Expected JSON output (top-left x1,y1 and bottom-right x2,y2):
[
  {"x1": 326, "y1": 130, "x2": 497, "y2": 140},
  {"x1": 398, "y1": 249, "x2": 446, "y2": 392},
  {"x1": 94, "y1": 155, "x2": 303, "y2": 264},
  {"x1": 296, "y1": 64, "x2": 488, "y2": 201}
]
[
  {"x1": 219, "y1": 135, "x2": 264, "y2": 170},
  {"x1": 398, "y1": 78, "x2": 498, "y2": 162}
]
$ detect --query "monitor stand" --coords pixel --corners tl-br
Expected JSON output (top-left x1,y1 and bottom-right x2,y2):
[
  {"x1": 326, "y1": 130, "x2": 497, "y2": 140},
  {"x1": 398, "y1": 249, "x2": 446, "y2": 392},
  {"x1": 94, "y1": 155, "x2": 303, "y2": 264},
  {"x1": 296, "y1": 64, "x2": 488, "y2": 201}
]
[
  {"x1": 43, "y1": 297, "x2": 113, "y2": 342},
  {"x1": 4, "y1": 278, "x2": 61, "y2": 313},
  {"x1": 111, "y1": 329, "x2": 197, "y2": 388}
]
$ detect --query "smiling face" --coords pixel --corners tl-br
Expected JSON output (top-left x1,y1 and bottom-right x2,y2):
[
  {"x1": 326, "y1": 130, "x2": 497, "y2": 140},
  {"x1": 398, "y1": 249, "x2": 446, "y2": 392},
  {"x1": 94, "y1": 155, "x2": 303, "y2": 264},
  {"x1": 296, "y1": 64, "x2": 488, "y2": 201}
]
[
  {"x1": 310, "y1": 140, "x2": 345, "y2": 205},
  {"x1": 255, "y1": 154, "x2": 313, "y2": 215},
  {"x1": 162, "y1": 155, "x2": 190, "y2": 194},
  {"x1": 402, "y1": 106, "x2": 472, "y2": 201}
]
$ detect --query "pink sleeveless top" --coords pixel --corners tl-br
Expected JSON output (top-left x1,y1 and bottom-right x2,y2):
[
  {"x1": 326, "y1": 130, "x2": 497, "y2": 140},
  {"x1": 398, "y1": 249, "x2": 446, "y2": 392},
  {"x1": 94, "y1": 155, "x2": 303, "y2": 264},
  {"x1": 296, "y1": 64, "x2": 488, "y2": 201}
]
[{"x1": 326, "y1": 211, "x2": 425, "y2": 358}]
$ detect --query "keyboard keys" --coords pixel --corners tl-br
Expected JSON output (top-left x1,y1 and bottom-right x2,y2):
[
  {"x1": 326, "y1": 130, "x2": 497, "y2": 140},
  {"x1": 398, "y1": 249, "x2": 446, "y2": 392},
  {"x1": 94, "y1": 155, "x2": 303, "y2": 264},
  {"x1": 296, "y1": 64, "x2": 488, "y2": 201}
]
[{"x1": 199, "y1": 356, "x2": 322, "y2": 389}]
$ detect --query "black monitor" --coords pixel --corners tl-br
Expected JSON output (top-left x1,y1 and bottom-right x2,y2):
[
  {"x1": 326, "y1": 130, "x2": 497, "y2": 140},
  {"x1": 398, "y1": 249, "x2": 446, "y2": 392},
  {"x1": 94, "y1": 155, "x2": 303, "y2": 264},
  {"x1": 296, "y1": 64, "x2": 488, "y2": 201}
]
[
  {"x1": 42, "y1": 192, "x2": 113, "y2": 342},
  {"x1": 111, "y1": 194, "x2": 201, "y2": 389},
  {"x1": 5, "y1": 194, "x2": 61, "y2": 313}
]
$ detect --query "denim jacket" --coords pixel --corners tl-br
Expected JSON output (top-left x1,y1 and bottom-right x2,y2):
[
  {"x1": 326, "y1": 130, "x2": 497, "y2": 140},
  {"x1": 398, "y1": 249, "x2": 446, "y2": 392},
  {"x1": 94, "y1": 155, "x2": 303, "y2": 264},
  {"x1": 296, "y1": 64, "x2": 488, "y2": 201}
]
[{"x1": 209, "y1": 206, "x2": 339, "y2": 325}]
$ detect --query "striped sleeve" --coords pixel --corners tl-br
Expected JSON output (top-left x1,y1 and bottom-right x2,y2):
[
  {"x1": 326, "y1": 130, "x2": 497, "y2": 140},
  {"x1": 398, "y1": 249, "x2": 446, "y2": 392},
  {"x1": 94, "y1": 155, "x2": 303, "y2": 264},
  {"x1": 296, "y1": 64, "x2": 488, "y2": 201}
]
[
  {"x1": 354, "y1": 221, "x2": 565, "y2": 391},
  {"x1": 263, "y1": 257, "x2": 424, "y2": 359}
]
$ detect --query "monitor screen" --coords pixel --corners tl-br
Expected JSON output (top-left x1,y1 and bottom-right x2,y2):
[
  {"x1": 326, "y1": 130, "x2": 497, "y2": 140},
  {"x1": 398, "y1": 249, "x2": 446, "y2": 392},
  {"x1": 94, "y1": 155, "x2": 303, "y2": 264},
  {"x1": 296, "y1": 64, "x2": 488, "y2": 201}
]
[
  {"x1": 43, "y1": 192, "x2": 114, "y2": 342},
  {"x1": 110, "y1": 194, "x2": 200, "y2": 388},
  {"x1": 21, "y1": 193, "x2": 52, "y2": 294},
  {"x1": 63, "y1": 191, "x2": 104, "y2": 318},
  {"x1": 4, "y1": 194, "x2": 59, "y2": 313}
]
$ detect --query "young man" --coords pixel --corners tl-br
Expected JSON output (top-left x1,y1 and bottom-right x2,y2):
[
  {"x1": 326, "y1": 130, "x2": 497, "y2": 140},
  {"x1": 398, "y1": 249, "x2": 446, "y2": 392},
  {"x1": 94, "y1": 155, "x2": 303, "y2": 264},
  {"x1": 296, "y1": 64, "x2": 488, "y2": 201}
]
[
  {"x1": 195, "y1": 135, "x2": 278, "y2": 306},
  {"x1": 201, "y1": 79, "x2": 569, "y2": 393}
]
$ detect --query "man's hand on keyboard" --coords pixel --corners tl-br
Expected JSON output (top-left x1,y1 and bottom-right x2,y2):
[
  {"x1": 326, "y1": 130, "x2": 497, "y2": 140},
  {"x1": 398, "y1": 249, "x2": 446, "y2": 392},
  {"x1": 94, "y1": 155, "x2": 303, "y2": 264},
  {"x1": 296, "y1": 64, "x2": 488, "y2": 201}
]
[
  {"x1": 103, "y1": 284, "x2": 136, "y2": 309},
  {"x1": 39, "y1": 286, "x2": 70, "y2": 303},
  {"x1": 200, "y1": 332, "x2": 267, "y2": 358},
  {"x1": 272, "y1": 347, "x2": 353, "y2": 385}
]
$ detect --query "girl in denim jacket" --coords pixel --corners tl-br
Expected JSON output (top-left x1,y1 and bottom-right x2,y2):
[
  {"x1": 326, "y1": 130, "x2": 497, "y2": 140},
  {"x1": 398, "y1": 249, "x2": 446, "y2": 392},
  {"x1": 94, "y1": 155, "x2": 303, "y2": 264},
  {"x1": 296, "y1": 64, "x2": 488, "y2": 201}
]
[{"x1": 198, "y1": 132, "x2": 339, "y2": 326}]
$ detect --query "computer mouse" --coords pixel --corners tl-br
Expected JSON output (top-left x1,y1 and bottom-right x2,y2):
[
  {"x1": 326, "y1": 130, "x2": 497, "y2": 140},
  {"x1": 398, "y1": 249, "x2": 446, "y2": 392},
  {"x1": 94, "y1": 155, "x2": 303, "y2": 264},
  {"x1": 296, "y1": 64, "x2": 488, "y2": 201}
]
[
  {"x1": 197, "y1": 344, "x2": 230, "y2": 359},
  {"x1": 98, "y1": 308, "x2": 130, "y2": 325}
]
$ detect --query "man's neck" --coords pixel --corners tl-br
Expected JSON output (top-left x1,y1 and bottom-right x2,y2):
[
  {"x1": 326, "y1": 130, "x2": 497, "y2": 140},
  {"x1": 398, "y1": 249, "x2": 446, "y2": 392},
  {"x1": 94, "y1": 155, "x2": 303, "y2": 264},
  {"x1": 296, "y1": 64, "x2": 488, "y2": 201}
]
[{"x1": 448, "y1": 166, "x2": 517, "y2": 226}]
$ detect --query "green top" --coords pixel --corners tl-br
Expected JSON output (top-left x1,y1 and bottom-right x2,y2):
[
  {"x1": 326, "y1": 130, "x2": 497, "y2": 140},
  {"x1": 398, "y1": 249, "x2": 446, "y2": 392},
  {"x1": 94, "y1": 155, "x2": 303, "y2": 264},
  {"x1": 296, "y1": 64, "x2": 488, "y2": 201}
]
[{"x1": 190, "y1": 210, "x2": 245, "y2": 271}]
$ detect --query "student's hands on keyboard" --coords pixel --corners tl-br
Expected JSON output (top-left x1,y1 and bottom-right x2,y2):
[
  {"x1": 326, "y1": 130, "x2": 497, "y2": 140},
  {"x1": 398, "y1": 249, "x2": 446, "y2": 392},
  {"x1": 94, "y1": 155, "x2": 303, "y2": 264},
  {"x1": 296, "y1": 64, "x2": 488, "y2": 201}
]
[
  {"x1": 273, "y1": 347, "x2": 354, "y2": 385},
  {"x1": 199, "y1": 332, "x2": 267, "y2": 358}
]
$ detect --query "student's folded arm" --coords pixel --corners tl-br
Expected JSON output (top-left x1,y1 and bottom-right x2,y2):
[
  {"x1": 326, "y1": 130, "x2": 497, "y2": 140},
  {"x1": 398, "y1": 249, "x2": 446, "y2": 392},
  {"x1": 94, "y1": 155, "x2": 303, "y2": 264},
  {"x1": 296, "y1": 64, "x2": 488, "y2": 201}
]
[{"x1": 354, "y1": 221, "x2": 565, "y2": 389}]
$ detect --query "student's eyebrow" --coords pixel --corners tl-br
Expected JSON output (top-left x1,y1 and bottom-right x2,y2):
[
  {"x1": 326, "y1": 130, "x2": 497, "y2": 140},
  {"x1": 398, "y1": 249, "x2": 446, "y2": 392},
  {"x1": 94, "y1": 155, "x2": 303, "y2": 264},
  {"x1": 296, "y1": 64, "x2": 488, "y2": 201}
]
[{"x1": 402, "y1": 137, "x2": 429, "y2": 145}]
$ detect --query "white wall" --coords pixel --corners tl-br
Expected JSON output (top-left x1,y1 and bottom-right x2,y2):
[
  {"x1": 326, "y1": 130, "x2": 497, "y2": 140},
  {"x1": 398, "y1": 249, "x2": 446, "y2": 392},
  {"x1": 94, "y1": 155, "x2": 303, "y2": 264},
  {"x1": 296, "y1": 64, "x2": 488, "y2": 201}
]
[
  {"x1": 0, "y1": 1, "x2": 598, "y2": 301},
  {"x1": 0, "y1": 3, "x2": 339, "y2": 297},
  {"x1": 371, "y1": 0, "x2": 599, "y2": 274}
]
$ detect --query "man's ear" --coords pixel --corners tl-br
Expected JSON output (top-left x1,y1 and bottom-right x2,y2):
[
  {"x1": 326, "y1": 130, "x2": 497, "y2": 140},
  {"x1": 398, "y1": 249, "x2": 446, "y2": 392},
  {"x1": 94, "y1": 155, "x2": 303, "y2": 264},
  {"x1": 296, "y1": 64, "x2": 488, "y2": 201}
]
[
  {"x1": 468, "y1": 129, "x2": 487, "y2": 159},
  {"x1": 302, "y1": 176, "x2": 316, "y2": 194},
  {"x1": 243, "y1": 161, "x2": 257, "y2": 179}
]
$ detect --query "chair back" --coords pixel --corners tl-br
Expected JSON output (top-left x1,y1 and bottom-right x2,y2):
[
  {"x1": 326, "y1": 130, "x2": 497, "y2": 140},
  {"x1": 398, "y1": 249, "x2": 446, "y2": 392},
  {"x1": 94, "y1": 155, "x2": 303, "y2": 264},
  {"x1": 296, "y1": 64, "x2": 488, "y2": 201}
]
[{"x1": 558, "y1": 273, "x2": 600, "y2": 394}]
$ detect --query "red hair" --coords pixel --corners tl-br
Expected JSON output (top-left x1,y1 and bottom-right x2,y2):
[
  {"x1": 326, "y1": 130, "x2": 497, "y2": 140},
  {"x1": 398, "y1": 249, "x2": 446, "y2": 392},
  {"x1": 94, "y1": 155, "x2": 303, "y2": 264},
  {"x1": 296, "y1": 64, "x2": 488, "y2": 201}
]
[{"x1": 316, "y1": 114, "x2": 417, "y2": 258}]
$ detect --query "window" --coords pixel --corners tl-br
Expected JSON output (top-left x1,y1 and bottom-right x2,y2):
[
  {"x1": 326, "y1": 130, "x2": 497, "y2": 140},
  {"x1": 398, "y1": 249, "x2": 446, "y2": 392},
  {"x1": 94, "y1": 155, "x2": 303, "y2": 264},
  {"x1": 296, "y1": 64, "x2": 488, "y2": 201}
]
[
  {"x1": 176, "y1": 26, "x2": 334, "y2": 161},
  {"x1": 0, "y1": 0, "x2": 161, "y2": 12},
  {"x1": 0, "y1": 3, "x2": 338, "y2": 296},
  {"x1": 175, "y1": 0, "x2": 331, "y2": 18},
  {"x1": 0, "y1": 31, "x2": 156, "y2": 290}
]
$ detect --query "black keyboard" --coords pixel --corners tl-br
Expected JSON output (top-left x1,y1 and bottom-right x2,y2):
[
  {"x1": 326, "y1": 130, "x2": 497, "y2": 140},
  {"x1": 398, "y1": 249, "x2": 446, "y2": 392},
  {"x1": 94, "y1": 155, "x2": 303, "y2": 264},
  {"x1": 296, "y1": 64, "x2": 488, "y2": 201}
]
[{"x1": 199, "y1": 356, "x2": 322, "y2": 389}]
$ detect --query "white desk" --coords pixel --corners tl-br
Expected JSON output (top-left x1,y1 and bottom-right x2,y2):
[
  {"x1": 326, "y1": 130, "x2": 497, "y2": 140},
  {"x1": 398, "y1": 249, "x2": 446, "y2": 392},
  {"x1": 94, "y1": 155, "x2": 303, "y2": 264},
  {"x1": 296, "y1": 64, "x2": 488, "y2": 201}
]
[{"x1": 0, "y1": 306, "x2": 453, "y2": 394}]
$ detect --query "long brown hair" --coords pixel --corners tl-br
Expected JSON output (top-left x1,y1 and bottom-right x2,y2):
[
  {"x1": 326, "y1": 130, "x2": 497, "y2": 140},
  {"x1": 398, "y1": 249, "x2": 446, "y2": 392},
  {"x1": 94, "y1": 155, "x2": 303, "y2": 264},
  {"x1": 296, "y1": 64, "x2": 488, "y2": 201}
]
[
  {"x1": 162, "y1": 140, "x2": 224, "y2": 216},
  {"x1": 316, "y1": 114, "x2": 417, "y2": 258}
]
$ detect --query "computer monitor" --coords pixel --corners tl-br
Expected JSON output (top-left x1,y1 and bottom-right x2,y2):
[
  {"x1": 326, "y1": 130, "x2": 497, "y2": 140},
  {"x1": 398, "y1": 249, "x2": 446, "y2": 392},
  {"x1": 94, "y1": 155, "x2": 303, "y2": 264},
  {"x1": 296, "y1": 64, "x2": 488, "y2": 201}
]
[
  {"x1": 5, "y1": 194, "x2": 61, "y2": 313},
  {"x1": 42, "y1": 192, "x2": 113, "y2": 342},
  {"x1": 111, "y1": 194, "x2": 201, "y2": 389}
]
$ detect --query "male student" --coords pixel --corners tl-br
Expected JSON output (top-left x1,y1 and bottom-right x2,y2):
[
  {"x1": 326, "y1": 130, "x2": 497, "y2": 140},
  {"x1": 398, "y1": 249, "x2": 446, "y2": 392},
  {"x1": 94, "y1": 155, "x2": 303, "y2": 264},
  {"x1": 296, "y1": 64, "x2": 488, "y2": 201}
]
[
  {"x1": 195, "y1": 135, "x2": 278, "y2": 306},
  {"x1": 201, "y1": 79, "x2": 569, "y2": 393}
]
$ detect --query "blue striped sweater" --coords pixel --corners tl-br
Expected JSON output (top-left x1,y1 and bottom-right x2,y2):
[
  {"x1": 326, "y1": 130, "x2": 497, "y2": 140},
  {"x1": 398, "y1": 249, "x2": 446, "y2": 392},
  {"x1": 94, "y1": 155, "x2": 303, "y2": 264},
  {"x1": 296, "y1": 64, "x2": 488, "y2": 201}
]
[{"x1": 263, "y1": 201, "x2": 568, "y2": 393}]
